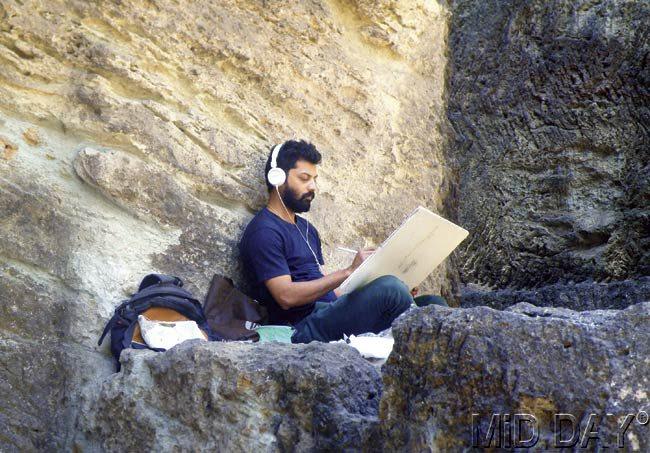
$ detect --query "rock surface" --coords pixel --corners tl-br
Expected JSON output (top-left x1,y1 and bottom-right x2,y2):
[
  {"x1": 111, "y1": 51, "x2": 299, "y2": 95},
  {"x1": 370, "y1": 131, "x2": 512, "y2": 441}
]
[
  {"x1": 381, "y1": 303, "x2": 650, "y2": 451},
  {"x1": 77, "y1": 341, "x2": 381, "y2": 452},
  {"x1": 0, "y1": 0, "x2": 648, "y2": 450},
  {"x1": 0, "y1": 0, "x2": 455, "y2": 298},
  {"x1": 448, "y1": 0, "x2": 650, "y2": 289},
  {"x1": 461, "y1": 276, "x2": 650, "y2": 311},
  {"x1": 0, "y1": 261, "x2": 114, "y2": 451},
  {"x1": 0, "y1": 1, "x2": 454, "y2": 449},
  {"x1": 0, "y1": 337, "x2": 111, "y2": 451}
]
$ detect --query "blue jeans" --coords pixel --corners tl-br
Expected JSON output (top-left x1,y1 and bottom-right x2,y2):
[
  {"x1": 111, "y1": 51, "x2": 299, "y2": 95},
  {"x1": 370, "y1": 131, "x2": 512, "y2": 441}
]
[{"x1": 291, "y1": 275, "x2": 414, "y2": 343}]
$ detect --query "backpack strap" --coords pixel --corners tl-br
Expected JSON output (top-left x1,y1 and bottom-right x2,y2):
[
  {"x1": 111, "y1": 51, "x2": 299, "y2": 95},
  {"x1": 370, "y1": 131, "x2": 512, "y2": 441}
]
[
  {"x1": 98, "y1": 298, "x2": 132, "y2": 346},
  {"x1": 98, "y1": 316, "x2": 115, "y2": 346},
  {"x1": 138, "y1": 274, "x2": 183, "y2": 292},
  {"x1": 142, "y1": 296, "x2": 207, "y2": 323},
  {"x1": 122, "y1": 320, "x2": 139, "y2": 351},
  {"x1": 128, "y1": 286, "x2": 199, "y2": 305}
]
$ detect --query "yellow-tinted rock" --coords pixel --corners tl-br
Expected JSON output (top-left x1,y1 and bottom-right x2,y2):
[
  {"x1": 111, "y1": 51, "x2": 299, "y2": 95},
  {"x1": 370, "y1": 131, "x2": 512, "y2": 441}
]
[
  {"x1": 0, "y1": 3, "x2": 454, "y2": 449},
  {"x1": 22, "y1": 127, "x2": 40, "y2": 145},
  {"x1": 1, "y1": 136, "x2": 18, "y2": 159},
  {"x1": 0, "y1": 0, "x2": 454, "y2": 298}
]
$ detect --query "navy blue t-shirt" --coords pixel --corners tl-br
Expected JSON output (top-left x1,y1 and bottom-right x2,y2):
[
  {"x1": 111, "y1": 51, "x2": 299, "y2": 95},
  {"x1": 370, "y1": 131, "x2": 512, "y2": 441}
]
[{"x1": 238, "y1": 207, "x2": 337, "y2": 324}]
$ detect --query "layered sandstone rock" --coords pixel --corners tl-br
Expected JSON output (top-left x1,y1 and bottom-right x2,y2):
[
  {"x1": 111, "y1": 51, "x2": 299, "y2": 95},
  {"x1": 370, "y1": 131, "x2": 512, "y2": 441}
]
[
  {"x1": 0, "y1": 0, "x2": 451, "y2": 449},
  {"x1": 0, "y1": 0, "x2": 454, "y2": 297}
]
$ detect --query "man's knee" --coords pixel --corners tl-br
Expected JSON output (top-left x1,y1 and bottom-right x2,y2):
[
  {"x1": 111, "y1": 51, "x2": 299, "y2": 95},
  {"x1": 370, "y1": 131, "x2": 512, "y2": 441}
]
[
  {"x1": 370, "y1": 275, "x2": 410, "y2": 294},
  {"x1": 368, "y1": 275, "x2": 411, "y2": 312}
]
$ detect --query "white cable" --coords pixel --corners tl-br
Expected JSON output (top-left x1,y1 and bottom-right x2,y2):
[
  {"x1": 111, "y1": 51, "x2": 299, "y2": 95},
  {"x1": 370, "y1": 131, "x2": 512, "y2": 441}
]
[{"x1": 275, "y1": 186, "x2": 324, "y2": 275}]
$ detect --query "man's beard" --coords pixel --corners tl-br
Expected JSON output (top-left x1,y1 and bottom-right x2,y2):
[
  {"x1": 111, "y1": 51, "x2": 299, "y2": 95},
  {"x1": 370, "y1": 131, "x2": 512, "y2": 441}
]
[{"x1": 281, "y1": 185, "x2": 315, "y2": 213}]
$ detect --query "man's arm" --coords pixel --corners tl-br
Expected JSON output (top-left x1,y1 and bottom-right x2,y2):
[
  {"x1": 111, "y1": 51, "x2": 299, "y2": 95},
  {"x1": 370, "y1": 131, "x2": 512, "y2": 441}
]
[
  {"x1": 265, "y1": 268, "x2": 350, "y2": 309},
  {"x1": 265, "y1": 248, "x2": 375, "y2": 310}
]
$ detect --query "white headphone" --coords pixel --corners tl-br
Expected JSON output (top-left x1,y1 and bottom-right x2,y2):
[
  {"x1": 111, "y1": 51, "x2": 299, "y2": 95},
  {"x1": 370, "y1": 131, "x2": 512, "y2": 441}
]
[
  {"x1": 267, "y1": 143, "x2": 287, "y2": 187},
  {"x1": 267, "y1": 141, "x2": 324, "y2": 274}
]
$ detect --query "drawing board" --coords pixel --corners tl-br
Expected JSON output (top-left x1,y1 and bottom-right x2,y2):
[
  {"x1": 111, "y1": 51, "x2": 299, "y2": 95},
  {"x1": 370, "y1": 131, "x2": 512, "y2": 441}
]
[{"x1": 338, "y1": 206, "x2": 469, "y2": 295}]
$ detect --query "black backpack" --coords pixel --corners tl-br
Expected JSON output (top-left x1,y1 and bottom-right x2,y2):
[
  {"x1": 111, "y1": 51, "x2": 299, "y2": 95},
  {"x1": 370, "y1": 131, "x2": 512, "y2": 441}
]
[{"x1": 98, "y1": 274, "x2": 216, "y2": 371}]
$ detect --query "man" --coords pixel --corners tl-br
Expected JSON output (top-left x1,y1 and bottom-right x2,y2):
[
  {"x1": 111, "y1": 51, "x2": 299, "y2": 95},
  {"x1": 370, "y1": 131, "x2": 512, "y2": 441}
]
[{"x1": 238, "y1": 140, "x2": 444, "y2": 343}]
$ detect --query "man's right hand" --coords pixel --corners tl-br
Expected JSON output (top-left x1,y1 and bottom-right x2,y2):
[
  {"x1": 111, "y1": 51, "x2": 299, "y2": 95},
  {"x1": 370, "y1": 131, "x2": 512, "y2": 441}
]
[{"x1": 347, "y1": 248, "x2": 377, "y2": 274}]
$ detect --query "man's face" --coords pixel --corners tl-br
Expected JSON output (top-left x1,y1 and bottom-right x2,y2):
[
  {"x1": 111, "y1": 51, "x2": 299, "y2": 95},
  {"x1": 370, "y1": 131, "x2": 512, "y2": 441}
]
[{"x1": 280, "y1": 159, "x2": 318, "y2": 213}]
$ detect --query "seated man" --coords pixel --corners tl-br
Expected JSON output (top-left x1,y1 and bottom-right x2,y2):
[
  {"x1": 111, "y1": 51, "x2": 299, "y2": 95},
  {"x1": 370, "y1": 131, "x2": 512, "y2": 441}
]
[{"x1": 238, "y1": 140, "x2": 446, "y2": 343}]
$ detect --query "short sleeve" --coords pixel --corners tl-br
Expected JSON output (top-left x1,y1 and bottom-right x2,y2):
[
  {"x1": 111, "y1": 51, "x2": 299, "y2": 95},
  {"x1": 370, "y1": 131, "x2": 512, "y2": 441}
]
[{"x1": 242, "y1": 227, "x2": 291, "y2": 283}]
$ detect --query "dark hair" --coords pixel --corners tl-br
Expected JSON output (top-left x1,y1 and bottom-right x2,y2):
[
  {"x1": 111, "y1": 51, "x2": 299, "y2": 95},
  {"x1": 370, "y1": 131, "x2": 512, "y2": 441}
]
[{"x1": 264, "y1": 139, "x2": 322, "y2": 191}]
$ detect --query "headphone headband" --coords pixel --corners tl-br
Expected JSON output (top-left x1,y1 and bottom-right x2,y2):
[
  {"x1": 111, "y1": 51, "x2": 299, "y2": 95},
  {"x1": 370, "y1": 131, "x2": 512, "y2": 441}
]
[
  {"x1": 271, "y1": 142, "x2": 283, "y2": 169},
  {"x1": 267, "y1": 142, "x2": 287, "y2": 186}
]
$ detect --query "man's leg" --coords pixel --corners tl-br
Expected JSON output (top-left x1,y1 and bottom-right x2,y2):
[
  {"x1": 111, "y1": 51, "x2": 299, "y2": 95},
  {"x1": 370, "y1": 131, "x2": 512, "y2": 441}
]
[
  {"x1": 413, "y1": 294, "x2": 448, "y2": 307},
  {"x1": 291, "y1": 275, "x2": 412, "y2": 343}
]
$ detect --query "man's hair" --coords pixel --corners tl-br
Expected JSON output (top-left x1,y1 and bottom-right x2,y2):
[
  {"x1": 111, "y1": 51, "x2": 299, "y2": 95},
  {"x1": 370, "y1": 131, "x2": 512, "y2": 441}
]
[{"x1": 264, "y1": 139, "x2": 322, "y2": 192}]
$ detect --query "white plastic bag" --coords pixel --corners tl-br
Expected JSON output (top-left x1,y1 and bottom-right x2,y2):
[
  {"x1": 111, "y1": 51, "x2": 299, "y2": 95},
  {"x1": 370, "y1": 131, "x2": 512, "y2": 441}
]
[
  {"x1": 338, "y1": 334, "x2": 395, "y2": 359},
  {"x1": 138, "y1": 315, "x2": 206, "y2": 350}
]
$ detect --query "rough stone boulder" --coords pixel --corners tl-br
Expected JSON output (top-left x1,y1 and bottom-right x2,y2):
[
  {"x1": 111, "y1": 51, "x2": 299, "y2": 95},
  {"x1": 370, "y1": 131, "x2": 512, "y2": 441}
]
[
  {"x1": 461, "y1": 277, "x2": 650, "y2": 311},
  {"x1": 381, "y1": 302, "x2": 650, "y2": 451},
  {"x1": 77, "y1": 341, "x2": 381, "y2": 452}
]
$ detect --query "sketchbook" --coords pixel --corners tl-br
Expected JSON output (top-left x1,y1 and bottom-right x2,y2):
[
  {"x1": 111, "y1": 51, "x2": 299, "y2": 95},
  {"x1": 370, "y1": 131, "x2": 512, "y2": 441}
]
[{"x1": 337, "y1": 206, "x2": 469, "y2": 295}]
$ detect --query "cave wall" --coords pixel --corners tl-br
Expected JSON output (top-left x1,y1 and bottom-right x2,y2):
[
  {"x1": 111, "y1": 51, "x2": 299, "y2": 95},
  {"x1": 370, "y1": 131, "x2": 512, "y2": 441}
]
[
  {"x1": 1, "y1": 0, "x2": 648, "y2": 450},
  {"x1": 0, "y1": 0, "x2": 452, "y2": 449},
  {"x1": 447, "y1": 0, "x2": 649, "y2": 289}
]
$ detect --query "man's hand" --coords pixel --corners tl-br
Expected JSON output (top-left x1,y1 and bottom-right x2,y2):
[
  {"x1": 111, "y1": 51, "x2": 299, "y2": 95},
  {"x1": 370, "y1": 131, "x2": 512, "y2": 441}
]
[
  {"x1": 347, "y1": 248, "x2": 377, "y2": 274},
  {"x1": 267, "y1": 248, "x2": 378, "y2": 309},
  {"x1": 266, "y1": 269, "x2": 351, "y2": 310}
]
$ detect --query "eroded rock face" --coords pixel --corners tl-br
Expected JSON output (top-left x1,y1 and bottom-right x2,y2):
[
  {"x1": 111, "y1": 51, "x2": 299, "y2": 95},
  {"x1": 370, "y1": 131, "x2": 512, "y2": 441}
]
[
  {"x1": 0, "y1": 261, "x2": 114, "y2": 451},
  {"x1": 448, "y1": 0, "x2": 650, "y2": 289},
  {"x1": 0, "y1": 338, "x2": 111, "y2": 451},
  {"x1": 1, "y1": 0, "x2": 648, "y2": 450},
  {"x1": 0, "y1": 0, "x2": 453, "y2": 448},
  {"x1": 0, "y1": 0, "x2": 455, "y2": 297},
  {"x1": 381, "y1": 303, "x2": 650, "y2": 451},
  {"x1": 461, "y1": 276, "x2": 650, "y2": 311},
  {"x1": 78, "y1": 341, "x2": 381, "y2": 452}
]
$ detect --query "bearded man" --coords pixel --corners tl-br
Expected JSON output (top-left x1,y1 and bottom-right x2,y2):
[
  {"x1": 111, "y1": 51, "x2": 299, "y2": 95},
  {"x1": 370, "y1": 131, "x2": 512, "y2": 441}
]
[{"x1": 238, "y1": 140, "x2": 445, "y2": 343}]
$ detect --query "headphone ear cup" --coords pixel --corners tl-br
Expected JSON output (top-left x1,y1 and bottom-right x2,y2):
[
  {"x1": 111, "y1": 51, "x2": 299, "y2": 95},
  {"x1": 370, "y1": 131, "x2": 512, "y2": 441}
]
[{"x1": 267, "y1": 167, "x2": 286, "y2": 186}]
